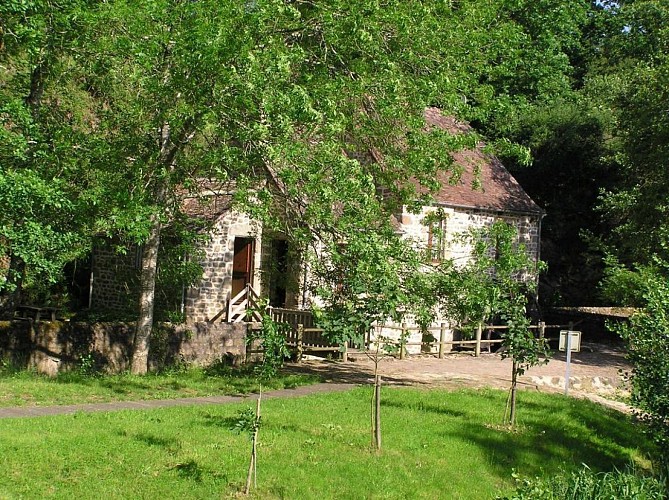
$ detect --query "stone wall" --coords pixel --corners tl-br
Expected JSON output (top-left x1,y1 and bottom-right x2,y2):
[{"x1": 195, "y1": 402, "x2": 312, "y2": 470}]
[
  {"x1": 397, "y1": 205, "x2": 541, "y2": 267},
  {"x1": 371, "y1": 204, "x2": 542, "y2": 354},
  {"x1": 0, "y1": 320, "x2": 248, "y2": 376},
  {"x1": 90, "y1": 241, "x2": 141, "y2": 315}
]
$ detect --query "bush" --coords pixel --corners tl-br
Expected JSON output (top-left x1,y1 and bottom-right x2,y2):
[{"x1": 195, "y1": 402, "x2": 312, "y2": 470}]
[
  {"x1": 499, "y1": 465, "x2": 667, "y2": 500},
  {"x1": 609, "y1": 263, "x2": 669, "y2": 473}
]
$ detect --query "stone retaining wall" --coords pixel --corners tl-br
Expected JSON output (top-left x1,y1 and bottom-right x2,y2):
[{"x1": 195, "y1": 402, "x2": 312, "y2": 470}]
[{"x1": 0, "y1": 320, "x2": 248, "y2": 376}]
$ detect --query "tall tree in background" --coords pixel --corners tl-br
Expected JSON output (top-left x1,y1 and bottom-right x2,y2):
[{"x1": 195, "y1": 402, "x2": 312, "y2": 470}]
[
  {"x1": 0, "y1": 1, "x2": 98, "y2": 314},
  {"x1": 590, "y1": 0, "x2": 669, "y2": 474},
  {"x1": 75, "y1": 0, "x2": 470, "y2": 373}
]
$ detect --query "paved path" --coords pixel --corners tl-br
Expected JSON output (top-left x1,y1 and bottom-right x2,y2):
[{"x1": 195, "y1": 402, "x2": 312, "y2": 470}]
[{"x1": 0, "y1": 383, "x2": 357, "y2": 420}]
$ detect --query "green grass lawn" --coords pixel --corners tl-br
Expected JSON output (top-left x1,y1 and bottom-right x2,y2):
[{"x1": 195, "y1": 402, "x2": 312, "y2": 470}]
[
  {"x1": 0, "y1": 364, "x2": 318, "y2": 407},
  {"x1": 0, "y1": 387, "x2": 655, "y2": 499}
]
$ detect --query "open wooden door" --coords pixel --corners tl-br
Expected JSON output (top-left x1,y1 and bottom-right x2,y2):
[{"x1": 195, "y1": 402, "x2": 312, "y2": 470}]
[{"x1": 232, "y1": 237, "x2": 255, "y2": 297}]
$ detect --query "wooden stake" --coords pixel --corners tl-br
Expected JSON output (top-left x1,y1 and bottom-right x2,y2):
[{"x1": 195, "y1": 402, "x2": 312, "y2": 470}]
[
  {"x1": 509, "y1": 361, "x2": 517, "y2": 426},
  {"x1": 438, "y1": 322, "x2": 446, "y2": 359},
  {"x1": 296, "y1": 324, "x2": 304, "y2": 363},
  {"x1": 475, "y1": 323, "x2": 482, "y2": 357},
  {"x1": 244, "y1": 387, "x2": 262, "y2": 495},
  {"x1": 375, "y1": 375, "x2": 382, "y2": 451}
]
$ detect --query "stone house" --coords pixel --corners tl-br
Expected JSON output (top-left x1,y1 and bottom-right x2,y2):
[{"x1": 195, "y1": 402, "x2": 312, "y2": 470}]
[
  {"x1": 374, "y1": 108, "x2": 543, "y2": 352},
  {"x1": 399, "y1": 108, "x2": 541, "y2": 267},
  {"x1": 90, "y1": 108, "x2": 542, "y2": 336}
]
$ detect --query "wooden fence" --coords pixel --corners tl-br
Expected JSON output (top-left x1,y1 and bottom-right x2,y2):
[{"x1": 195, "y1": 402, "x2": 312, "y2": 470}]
[
  {"x1": 224, "y1": 284, "x2": 263, "y2": 323},
  {"x1": 252, "y1": 304, "x2": 571, "y2": 361},
  {"x1": 374, "y1": 321, "x2": 570, "y2": 358},
  {"x1": 268, "y1": 307, "x2": 315, "y2": 330},
  {"x1": 263, "y1": 307, "x2": 343, "y2": 361}
]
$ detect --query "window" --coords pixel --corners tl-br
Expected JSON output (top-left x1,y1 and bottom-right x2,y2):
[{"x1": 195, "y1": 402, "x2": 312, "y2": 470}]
[{"x1": 425, "y1": 209, "x2": 448, "y2": 262}]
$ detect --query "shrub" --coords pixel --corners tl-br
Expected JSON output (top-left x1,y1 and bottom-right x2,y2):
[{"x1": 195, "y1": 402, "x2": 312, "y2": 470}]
[{"x1": 499, "y1": 465, "x2": 667, "y2": 500}]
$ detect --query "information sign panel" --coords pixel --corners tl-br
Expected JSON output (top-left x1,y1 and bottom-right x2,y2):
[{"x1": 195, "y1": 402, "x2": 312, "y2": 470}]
[{"x1": 559, "y1": 330, "x2": 581, "y2": 352}]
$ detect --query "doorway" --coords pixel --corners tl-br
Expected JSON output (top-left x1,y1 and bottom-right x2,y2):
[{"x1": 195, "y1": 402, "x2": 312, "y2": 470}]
[
  {"x1": 232, "y1": 237, "x2": 255, "y2": 297},
  {"x1": 269, "y1": 239, "x2": 289, "y2": 307}
]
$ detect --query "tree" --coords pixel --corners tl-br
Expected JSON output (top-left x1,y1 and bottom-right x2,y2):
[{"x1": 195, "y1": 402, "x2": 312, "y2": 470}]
[
  {"x1": 578, "y1": 0, "x2": 669, "y2": 475},
  {"x1": 235, "y1": 307, "x2": 290, "y2": 494},
  {"x1": 487, "y1": 100, "x2": 620, "y2": 307},
  {"x1": 71, "y1": 0, "x2": 481, "y2": 373},
  {"x1": 427, "y1": 221, "x2": 548, "y2": 425},
  {"x1": 3, "y1": 0, "x2": 605, "y2": 372},
  {"x1": 610, "y1": 262, "x2": 669, "y2": 474},
  {"x1": 0, "y1": 1, "x2": 98, "y2": 314}
]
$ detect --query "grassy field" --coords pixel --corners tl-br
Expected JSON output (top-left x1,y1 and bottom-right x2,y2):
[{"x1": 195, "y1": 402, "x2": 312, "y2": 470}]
[
  {"x1": 0, "y1": 364, "x2": 318, "y2": 407},
  {"x1": 0, "y1": 386, "x2": 656, "y2": 499}
]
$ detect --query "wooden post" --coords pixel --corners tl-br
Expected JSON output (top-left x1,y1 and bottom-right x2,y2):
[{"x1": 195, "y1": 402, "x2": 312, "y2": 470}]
[
  {"x1": 297, "y1": 323, "x2": 304, "y2": 363},
  {"x1": 438, "y1": 322, "x2": 446, "y2": 359},
  {"x1": 399, "y1": 323, "x2": 407, "y2": 359},
  {"x1": 509, "y1": 361, "x2": 517, "y2": 426},
  {"x1": 539, "y1": 320, "x2": 545, "y2": 339},
  {"x1": 341, "y1": 341, "x2": 348, "y2": 362},
  {"x1": 475, "y1": 323, "x2": 483, "y2": 357}
]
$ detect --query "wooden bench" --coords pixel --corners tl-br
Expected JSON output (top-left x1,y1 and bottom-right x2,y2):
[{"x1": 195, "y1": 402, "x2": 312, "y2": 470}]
[{"x1": 15, "y1": 305, "x2": 59, "y2": 322}]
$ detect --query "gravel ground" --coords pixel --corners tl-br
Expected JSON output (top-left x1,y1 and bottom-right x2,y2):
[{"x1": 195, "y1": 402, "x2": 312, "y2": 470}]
[{"x1": 284, "y1": 342, "x2": 632, "y2": 412}]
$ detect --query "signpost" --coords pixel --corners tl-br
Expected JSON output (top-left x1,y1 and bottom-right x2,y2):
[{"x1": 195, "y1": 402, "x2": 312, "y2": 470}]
[{"x1": 559, "y1": 326, "x2": 581, "y2": 395}]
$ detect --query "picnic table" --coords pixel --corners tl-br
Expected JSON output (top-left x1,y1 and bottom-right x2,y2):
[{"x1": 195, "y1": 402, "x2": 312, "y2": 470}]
[{"x1": 15, "y1": 305, "x2": 59, "y2": 322}]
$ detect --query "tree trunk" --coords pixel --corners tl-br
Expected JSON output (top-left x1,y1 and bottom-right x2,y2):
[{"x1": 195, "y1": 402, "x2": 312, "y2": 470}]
[
  {"x1": 131, "y1": 214, "x2": 162, "y2": 375},
  {"x1": 245, "y1": 388, "x2": 262, "y2": 495},
  {"x1": 374, "y1": 374, "x2": 382, "y2": 451},
  {"x1": 509, "y1": 361, "x2": 518, "y2": 426},
  {"x1": 26, "y1": 62, "x2": 47, "y2": 111},
  {"x1": 127, "y1": 115, "x2": 198, "y2": 374}
]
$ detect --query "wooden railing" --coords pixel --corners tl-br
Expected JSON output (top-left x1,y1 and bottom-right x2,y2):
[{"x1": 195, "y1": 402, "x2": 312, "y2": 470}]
[
  {"x1": 268, "y1": 306, "x2": 314, "y2": 330},
  {"x1": 266, "y1": 308, "x2": 343, "y2": 360},
  {"x1": 226, "y1": 284, "x2": 263, "y2": 323},
  {"x1": 284, "y1": 324, "x2": 344, "y2": 361}
]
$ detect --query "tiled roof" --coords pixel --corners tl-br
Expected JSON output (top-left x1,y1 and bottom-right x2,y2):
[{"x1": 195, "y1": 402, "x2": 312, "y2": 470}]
[
  {"x1": 180, "y1": 180, "x2": 234, "y2": 222},
  {"x1": 423, "y1": 107, "x2": 542, "y2": 215}
]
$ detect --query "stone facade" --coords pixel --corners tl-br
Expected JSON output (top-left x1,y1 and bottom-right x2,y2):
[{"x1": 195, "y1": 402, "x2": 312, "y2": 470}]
[
  {"x1": 88, "y1": 209, "x2": 307, "y2": 323},
  {"x1": 398, "y1": 205, "x2": 540, "y2": 268},
  {"x1": 90, "y1": 242, "x2": 141, "y2": 315},
  {"x1": 373, "y1": 204, "x2": 542, "y2": 354},
  {"x1": 89, "y1": 109, "x2": 542, "y2": 351},
  {"x1": 0, "y1": 320, "x2": 248, "y2": 376},
  {"x1": 184, "y1": 209, "x2": 263, "y2": 322}
]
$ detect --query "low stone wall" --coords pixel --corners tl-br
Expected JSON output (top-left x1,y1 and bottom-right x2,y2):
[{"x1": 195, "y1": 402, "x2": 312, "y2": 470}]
[{"x1": 0, "y1": 320, "x2": 248, "y2": 376}]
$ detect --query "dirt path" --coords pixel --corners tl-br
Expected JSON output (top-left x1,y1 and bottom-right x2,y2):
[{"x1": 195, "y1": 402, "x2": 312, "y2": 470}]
[{"x1": 285, "y1": 342, "x2": 632, "y2": 412}]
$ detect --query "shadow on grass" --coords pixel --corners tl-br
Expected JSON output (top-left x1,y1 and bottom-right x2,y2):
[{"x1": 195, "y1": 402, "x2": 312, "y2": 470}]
[
  {"x1": 438, "y1": 393, "x2": 655, "y2": 481},
  {"x1": 200, "y1": 413, "x2": 245, "y2": 429},
  {"x1": 381, "y1": 398, "x2": 468, "y2": 418},
  {"x1": 133, "y1": 432, "x2": 181, "y2": 450},
  {"x1": 170, "y1": 460, "x2": 204, "y2": 482},
  {"x1": 282, "y1": 361, "x2": 422, "y2": 387},
  {"x1": 44, "y1": 367, "x2": 318, "y2": 398},
  {"x1": 520, "y1": 395, "x2": 647, "y2": 455}
]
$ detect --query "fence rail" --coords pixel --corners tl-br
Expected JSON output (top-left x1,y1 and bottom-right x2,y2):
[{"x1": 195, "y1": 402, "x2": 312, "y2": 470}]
[
  {"x1": 226, "y1": 284, "x2": 263, "y2": 323},
  {"x1": 375, "y1": 321, "x2": 570, "y2": 359}
]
